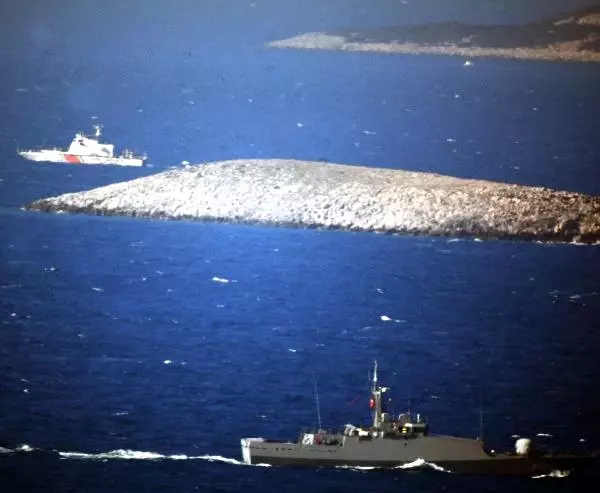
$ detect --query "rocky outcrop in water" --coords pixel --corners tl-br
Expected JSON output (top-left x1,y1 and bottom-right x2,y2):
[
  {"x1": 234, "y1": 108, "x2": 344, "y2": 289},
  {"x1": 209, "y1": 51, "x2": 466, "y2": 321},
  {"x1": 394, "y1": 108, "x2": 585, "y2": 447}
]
[
  {"x1": 268, "y1": 7, "x2": 600, "y2": 62},
  {"x1": 25, "y1": 159, "x2": 600, "y2": 244}
]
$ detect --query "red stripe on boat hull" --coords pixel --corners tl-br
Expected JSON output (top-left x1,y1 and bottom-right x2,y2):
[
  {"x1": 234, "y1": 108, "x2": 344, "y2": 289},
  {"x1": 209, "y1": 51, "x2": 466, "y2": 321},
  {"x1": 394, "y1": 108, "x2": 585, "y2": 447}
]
[{"x1": 64, "y1": 154, "x2": 82, "y2": 163}]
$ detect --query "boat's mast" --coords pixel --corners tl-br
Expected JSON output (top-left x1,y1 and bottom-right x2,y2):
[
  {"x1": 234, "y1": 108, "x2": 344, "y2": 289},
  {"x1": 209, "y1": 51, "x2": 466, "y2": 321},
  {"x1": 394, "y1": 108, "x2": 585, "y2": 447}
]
[
  {"x1": 371, "y1": 360, "x2": 382, "y2": 429},
  {"x1": 313, "y1": 374, "x2": 322, "y2": 431}
]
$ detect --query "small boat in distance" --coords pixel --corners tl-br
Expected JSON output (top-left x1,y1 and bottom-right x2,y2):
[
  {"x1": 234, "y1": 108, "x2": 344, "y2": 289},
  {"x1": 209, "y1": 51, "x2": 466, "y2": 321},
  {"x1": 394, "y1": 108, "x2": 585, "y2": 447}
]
[
  {"x1": 18, "y1": 125, "x2": 146, "y2": 167},
  {"x1": 241, "y1": 361, "x2": 598, "y2": 476}
]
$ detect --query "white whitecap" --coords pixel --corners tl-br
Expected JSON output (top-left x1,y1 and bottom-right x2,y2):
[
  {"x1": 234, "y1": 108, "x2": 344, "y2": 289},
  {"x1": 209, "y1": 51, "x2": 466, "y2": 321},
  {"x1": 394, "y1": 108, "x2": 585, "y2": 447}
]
[
  {"x1": 212, "y1": 276, "x2": 231, "y2": 283},
  {"x1": 380, "y1": 315, "x2": 391, "y2": 322}
]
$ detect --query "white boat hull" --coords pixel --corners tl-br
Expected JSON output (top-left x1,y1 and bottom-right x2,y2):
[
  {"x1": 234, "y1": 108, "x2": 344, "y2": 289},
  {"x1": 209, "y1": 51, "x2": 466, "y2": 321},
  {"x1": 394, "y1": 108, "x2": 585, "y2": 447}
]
[{"x1": 19, "y1": 150, "x2": 144, "y2": 167}]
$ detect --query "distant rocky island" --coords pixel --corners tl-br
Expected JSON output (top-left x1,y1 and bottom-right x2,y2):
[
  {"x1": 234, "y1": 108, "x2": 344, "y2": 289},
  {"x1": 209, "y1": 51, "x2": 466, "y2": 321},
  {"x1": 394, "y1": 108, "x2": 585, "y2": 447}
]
[
  {"x1": 25, "y1": 159, "x2": 600, "y2": 244},
  {"x1": 268, "y1": 7, "x2": 600, "y2": 62}
]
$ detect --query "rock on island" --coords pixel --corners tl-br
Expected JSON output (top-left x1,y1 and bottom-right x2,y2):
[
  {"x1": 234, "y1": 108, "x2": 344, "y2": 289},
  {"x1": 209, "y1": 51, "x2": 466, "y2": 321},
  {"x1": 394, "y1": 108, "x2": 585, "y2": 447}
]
[{"x1": 25, "y1": 159, "x2": 600, "y2": 244}]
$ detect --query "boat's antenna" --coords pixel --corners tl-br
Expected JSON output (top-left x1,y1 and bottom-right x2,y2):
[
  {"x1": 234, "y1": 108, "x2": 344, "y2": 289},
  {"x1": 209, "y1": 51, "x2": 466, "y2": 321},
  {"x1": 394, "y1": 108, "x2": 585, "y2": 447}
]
[
  {"x1": 478, "y1": 386, "x2": 484, "y2": 441},
  {"x1": 312, "y1": 374, "x2": 322, "y2": 431},
  {"x1": 373, "y1": 360, "x2": 378, "y2": 390},
  {"x1": 93, "y1": 124, "x2": 103, "y2": 137}
]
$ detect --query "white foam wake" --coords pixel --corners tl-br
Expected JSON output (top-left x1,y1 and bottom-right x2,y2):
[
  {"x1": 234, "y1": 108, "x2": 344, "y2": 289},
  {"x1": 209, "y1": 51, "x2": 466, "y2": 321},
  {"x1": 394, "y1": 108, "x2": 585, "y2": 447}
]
[
  {"x1": 336, "y1": 465, "x2": 377, "y2": 471},
  {"x1": 532, "y1": 469, "x2": 571, "y2": 479},
  {"x1": 337, "y1": 458, "x2": 450, "y2": 473},
  {"x1": 395, "y1": 458, "x2": 451, "y2": 473},
  {"x1": 0, "y1": 444, "x2": 37, "y2": 454},
  {"x1": 58, "y1": 449, "x2": 253, "y2": 465},
  {"x1": 0, "y1": 445, "x2": 268, "y2": 467}
]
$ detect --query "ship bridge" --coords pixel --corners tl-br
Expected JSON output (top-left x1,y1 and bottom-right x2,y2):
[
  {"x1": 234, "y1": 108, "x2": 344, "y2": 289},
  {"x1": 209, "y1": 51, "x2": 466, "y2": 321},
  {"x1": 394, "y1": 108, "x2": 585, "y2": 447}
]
[{"x1": 67, "y1": 133, "x2": 114, "y2": 157}]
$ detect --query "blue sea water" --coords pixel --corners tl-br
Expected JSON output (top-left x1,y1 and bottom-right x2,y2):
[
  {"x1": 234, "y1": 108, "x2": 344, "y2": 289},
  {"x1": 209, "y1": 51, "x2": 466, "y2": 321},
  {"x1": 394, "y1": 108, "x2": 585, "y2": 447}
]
[{"x1": 2, "y1": 3, "x2": 600, "y2": 491}]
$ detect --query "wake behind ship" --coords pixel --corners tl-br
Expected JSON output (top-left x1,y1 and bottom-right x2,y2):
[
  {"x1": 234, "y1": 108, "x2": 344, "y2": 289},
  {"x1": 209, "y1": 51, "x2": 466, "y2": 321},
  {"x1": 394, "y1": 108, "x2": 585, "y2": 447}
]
[
  {"x1": 241, "y1": 362, "x2": 597, "y2": 476},
  {"x1": 18, "y1": 125, "x2": 146, "y2": 167}
]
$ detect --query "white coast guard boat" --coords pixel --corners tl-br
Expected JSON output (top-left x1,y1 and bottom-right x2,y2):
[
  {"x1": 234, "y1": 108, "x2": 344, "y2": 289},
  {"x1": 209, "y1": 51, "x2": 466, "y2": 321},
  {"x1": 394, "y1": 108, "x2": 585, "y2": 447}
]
[{"x1": 18, "y1": 125, "x2": 146, "y2": 167}]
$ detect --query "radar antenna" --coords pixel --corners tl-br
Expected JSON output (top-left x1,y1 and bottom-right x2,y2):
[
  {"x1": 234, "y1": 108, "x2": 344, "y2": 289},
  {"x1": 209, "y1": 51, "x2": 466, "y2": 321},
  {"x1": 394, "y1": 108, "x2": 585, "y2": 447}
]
[{"x1": 92, "y1": 124, "x2": 103, "y2": 138}]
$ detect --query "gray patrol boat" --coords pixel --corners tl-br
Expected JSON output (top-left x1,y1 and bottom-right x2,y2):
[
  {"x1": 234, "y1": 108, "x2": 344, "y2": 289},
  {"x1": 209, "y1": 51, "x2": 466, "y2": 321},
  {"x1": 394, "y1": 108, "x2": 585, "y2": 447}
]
[{"x1": 241, "y1": 362, "x2": 596, "y2": 476}]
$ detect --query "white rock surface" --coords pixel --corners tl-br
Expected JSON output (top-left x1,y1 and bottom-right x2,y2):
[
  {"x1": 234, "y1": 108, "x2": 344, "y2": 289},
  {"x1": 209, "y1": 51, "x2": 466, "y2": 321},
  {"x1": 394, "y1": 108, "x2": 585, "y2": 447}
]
[{"x1": 25, "y1": 159, "x2": 600, "y2": 244}]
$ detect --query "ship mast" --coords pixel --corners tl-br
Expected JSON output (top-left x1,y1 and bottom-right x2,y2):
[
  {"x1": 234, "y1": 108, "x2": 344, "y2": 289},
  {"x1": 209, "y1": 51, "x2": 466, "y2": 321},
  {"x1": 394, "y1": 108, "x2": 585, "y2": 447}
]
[
  {"x1": 312, "y1": 374, "x2": 322, "y2": 431},
  {"x1": 370, "y1": 360, "x2": 385, "y2": 429}
]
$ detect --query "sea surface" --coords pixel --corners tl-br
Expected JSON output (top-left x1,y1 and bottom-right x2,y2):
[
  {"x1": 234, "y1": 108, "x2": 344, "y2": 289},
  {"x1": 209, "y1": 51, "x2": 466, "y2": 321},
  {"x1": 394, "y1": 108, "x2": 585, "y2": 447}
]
[{"x1": 2, "y1": 10, "x2": 600, "y2": 492}]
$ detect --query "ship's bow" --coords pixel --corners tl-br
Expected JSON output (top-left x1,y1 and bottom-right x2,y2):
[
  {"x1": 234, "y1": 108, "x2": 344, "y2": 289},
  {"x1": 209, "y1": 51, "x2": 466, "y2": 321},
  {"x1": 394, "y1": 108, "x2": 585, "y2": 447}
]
[{"x1": 240, "y1": 438, "x2": 264, "y2": 465}]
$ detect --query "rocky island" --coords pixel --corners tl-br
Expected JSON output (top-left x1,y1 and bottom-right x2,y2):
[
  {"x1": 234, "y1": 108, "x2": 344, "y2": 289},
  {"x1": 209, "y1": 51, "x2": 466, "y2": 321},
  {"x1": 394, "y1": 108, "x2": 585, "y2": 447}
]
[
  {"x1": 268, "y1": 7, "x2": 600, "y2": 62},
  {"x1": 25, "y1": 159, "x2": 600, "y2": 244}
]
